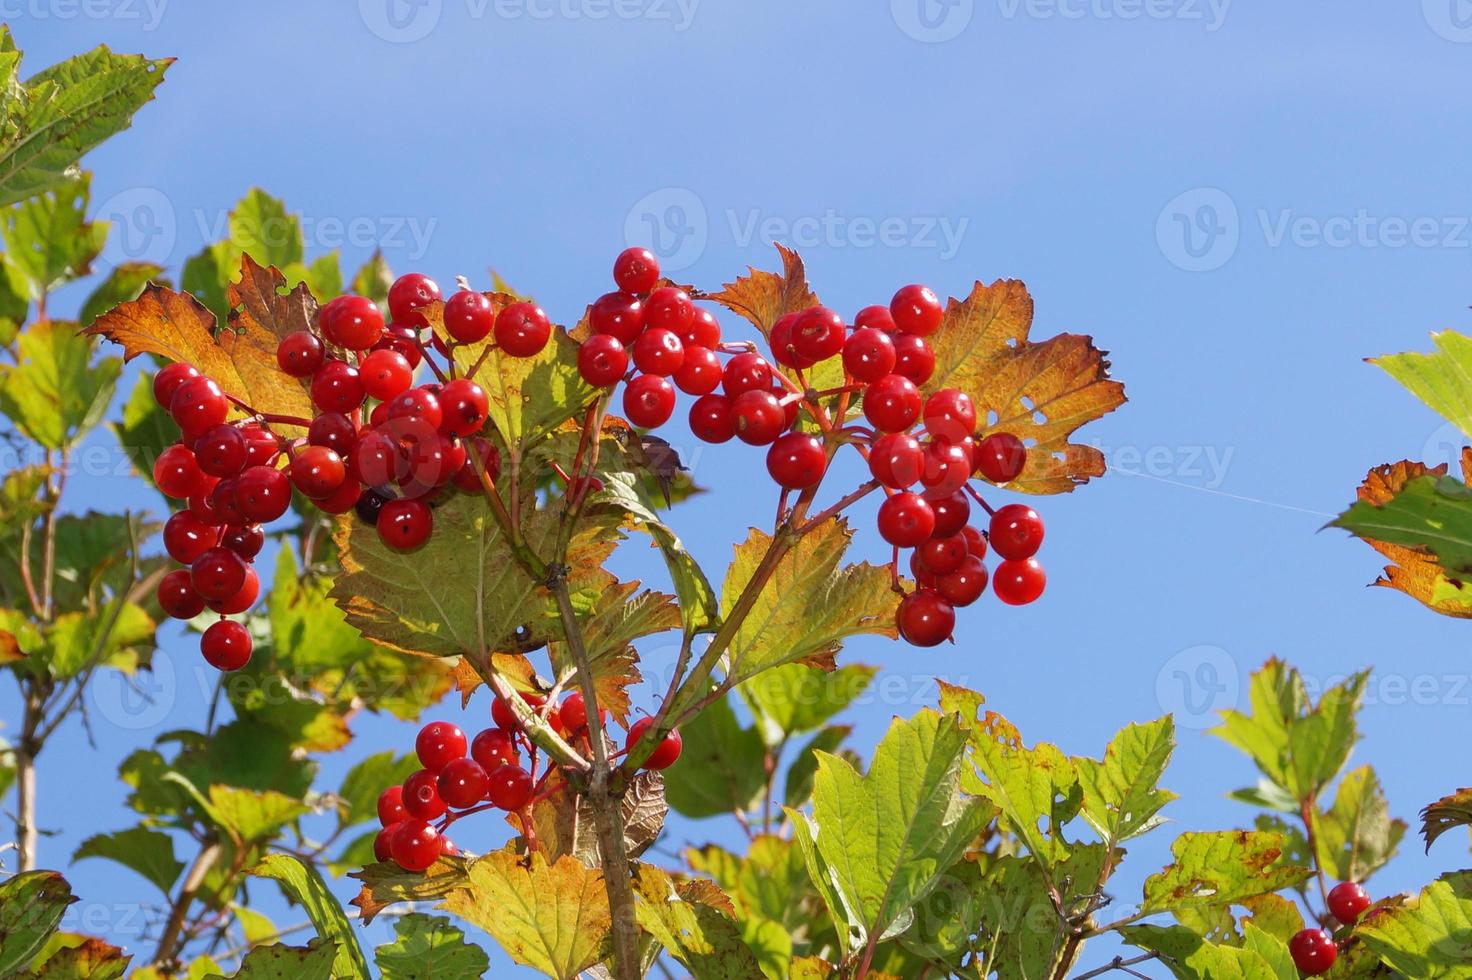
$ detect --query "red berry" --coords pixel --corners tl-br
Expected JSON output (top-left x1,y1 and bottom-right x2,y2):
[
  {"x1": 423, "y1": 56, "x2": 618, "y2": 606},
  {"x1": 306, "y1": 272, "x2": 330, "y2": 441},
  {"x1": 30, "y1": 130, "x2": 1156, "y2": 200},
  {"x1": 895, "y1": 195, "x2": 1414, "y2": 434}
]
[
  {"x1": 920, "y1": 441, "x2": 971, "y2": 497},
  {"x1": 623, "y1": 374, "x2": 676, "y2": 428},
  {"x1": 918, "y1": 534, "x2": 968, "y2": 576},
  {"x1": 722, "y1": 353, "x2": 774, "y2": 398},
  {"x1": 209, "y1": 477, "x2": 247, "y2": 526},
  {"x1": 390, "y1": 819, "x2": 441, "y2": 872},
  {"x1": 452, "y1": 438, "x2": 501, "y2": 493},
  {"x1": 388, "y1": 273, "x2": 441, "y2": 328},
  {"x1": 486, "y1": 764, "x2": 533, "y2": 810},
  {"x1": 843, "y1": 327, "x2": 897, "y2": 383},
  {"x1": 644, "y1": 287, "x2": 693, "y2": 333},
  {"x1": 613, "y1": 247, "x2": 660, "y2": 294},
  {"x1": 792, "y1": 306, "x2": 846, "y2": 362},
  {"x1": 989, "y1": 504, "x2": 1044, "y2": 560},
  {"x1": 195, "y1": 425, "x2": 248, "y2": 478},
  {"x1": 206, "y1": 564, "x2": 260, "y2": 615},
  {"x1": 416, "y1": 721, "x2": 468, "y2": 771},
  {"x1": 854, "y1": 305, "x2": 898, "y2": 334},
  {"x1": 625, "y1": 717, "x2": 682, "y2": 770},
  {"x1": 896, "y1": 590, "x2": 955, "y2": 647},
  {"x1": 767, "y1": 433, "x2": 827, "y2": 489},
  {"x1": 673, "y1": 345, "x2": 721, "y2": 395},
  {"x1": 558, "y1": 692, "x2": 606, "y2": 734},
  {"x1": 437, "y1": 758, "x2": 490, "y2": 809},
  {"x1": 471, "y1": 728, "x2": 519, "y2": 771},
  {"x1": 923, "y1": 389, "x2": 977, "y2": 445},
  {"x1": 910, "y1": 551, "x2": 936, "y2": 589},
  {"x1": 877, "y1": 492, "x2": 935, "y2": 547},
  {"x1": 308, "y1": 413, "x2": 357, "y2": 456},
  {"x1": 201, "y1": 619, "x2": 252, "y2": 671},
  {"x1": 153, "y1": 362, "x2": 200, "y2": 408},
  {"x1": 402, "y1": 769, "x2": 447, "y2": 820},
  {"x1": 936, "y1": 555, "x2": 988, "y2": 606},
  {"x1": 589, "y1": 292, "x2": 645, "y2": 344},
  {"x1": 1328, "y1": 882, "x2": 1372, "y2": 925},
  {"x1": 441, "y1": 289, "x2": 494, "y2": 344},
  {"x1": 276, "y1": 331, "x2": 324, "y2": 377},
  {"x1": 494, "y1": 302, "x2": 551, "y2": 357},
  {"x1": 869, "y1": 433, "x2": 924, "y2": 489},
  {"x1": 377, "y1": 786, "x2": 407, "y2": 826},
  {"x1": 578, "y1": 334, "x2": 630, "y2": 387},
  {"x1": 438, "y1": 379, "x2": 489, "y2": 437},
  {"x1": 931, "y1": 490, "x2": 971, "y2": 538},
  {"x1": 311, "y1": 360, "x2": 365, "y2": 414},
  {"x1": 862, "y1": 374, "x2": 922, "y2": 433},
  {"x1": 157, "y1": 569, "x2": 205, "y2": 620},
  {"x1": 290, "y1": 445, "x2": 346, "y2": 499},
  {"x1": 682, "y1": 308, "x2": 721, "y2": 349},
  {"x1": 313, "y1": 477, "x2": 363, "y2": 515},
  {"x1": 221, "y1": 523, "x2": 265, "y2": 561},
  {"x1": 191, "y1": 546, "x2": 247, "y2": 602},
  {"x1": 378, "y1": 498, "x2": 432, "y2": 550},
  {"x1": 976, "y1": 432, "x2": 1027, "y2": 484},
  {"x1": 386, "y1": 386, "x2": 444, "y2": 433},
  {"x1": 170, "y1": 376, "x2": 228, "y2": 437},
  {"x1": 360, "y1": 349, "x2": 414, "y2": 401},
  {"x1": 352, "y1": 430, "x2": 405, "y2": 486},
  {"x1": 890, "y1": 284, "x2": 943, "y2": 336},
  {"x1": 1288, "y1": 929, "x2": 1337, "y2": 976},
  {"x1": 239, "y1": 423, "x2": 280, "y2": 468},
  {"x1": 163, "y1": 511, "x2": 217, "y2": 564},
  {"x1": 632, "y1": 328, "x2": 685, "y2": 376},
  {"x1": 689, "y1": 394, "x2": 735, "y2": 443},
  {"x1": 731, "y1": 390, "x2": 787, "y2": 446},
  {"x1": 373, "y1": 825, "x2": 398, "y2": 863},
  {"x1": 961, "y1": 524, "x2": 987, "y2": 558},
  {"x1": 323, "y1": 295, "x2": 384, "y2": 350},
  {"x1": 993, "y1": 558, "x2": 1045, "y2": 605},
  {"x1": 376, "y1": 323, "x2": 424, "y2": 368},
  {"x1": 236, "y1": 465, "x2": 292, "y2": 523},
  {"x1": 769, "y1": 312, "x2": 810, "y2": 369},
  {"x1": 892, "y1": 333, "x2": 936, "y2": 385},
  {"x1": 491, "y1": 691, "x2": 546, "y2": 731},
  {"x1": 154, "y1": 444, "x2": 208, "y2": 499}
]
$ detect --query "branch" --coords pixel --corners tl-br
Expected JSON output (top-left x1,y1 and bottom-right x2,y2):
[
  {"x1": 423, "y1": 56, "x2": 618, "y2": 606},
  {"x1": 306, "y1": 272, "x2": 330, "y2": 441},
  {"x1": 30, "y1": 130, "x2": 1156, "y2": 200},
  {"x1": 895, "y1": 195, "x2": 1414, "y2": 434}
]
[
  {"x1": 153, "y1": 841, "x2": 222, "y2": 968},
  {"x1": 1070, "y1": 952, "x2": 1160, "y2": 980},
  {"x1": 13, "y1": 682, "x2": 42, "y2": 871}
]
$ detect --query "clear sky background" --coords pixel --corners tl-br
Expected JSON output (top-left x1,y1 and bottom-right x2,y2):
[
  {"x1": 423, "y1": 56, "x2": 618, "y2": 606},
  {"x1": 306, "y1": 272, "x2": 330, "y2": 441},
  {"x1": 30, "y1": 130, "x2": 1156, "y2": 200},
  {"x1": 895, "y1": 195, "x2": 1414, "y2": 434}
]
[{"x1": 11, "y1": 1, "x2": 1472, "y2": 975}]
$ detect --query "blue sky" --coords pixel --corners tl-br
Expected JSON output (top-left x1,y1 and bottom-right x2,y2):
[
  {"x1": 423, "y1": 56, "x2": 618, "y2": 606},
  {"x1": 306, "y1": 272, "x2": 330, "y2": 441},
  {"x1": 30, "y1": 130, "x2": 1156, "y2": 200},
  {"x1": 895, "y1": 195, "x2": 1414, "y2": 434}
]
[{"x1": 11, "y1": 1, "x2": 1472, "y2": 975}]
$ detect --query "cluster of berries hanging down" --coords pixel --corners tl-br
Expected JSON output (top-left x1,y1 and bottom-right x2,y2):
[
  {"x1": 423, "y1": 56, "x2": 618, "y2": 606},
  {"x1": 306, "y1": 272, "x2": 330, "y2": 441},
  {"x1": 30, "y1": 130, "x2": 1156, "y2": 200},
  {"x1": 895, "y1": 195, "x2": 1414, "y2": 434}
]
[
  {"x1": 376, "y1": 693, "x2": 680, "y2": 872},
  {"x1": 578, "y1": 248, "x2": 1047, "y2": 648},
  {"x1": 1286, "y1": 881, "x2": 1376, "y2": 976}
]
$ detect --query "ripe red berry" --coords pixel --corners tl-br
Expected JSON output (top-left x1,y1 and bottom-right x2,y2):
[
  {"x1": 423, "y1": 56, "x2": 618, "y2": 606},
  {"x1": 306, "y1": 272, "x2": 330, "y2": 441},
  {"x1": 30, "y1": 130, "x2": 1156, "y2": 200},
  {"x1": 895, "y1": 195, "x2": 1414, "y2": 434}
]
[
  {"x1": 931, "y1": 490, "x2": 971, "y2": 538},
  {"x1": 1328, "y1": 882, "x2": 1372, "y2": 924},
  {"x1": 452, "y1": 438, "x2": 500, "y2": 493},
  {"x1": 792, "y1": 306, "x2": 846, "y2": 361},
  {"x1": 869, "y1": 433, "x2": 924, "y2": 489},
  {"x1": 918, "y1": 534, "x2": 968, "y2": 576},
  {"x1": 386, "y1": 386, "x2": 444, "y2": 433},
  {"x1": 877, "y1": 491, "x2": 936, "y2": 547},
  {"x1": 626, "y1": 717, "x2": 682, "y2": 770},
  {"x1": 936, "y1": 555, "x2": 988, "y2": 606},
  {"x1": 163, "y1": 511, "x2": 217, "y2": 564},
  {"x1": 471, "y1": 728, "x2": 519, "y2": 771},
  {"x1": 890, "y1": 284, "x2": 943, "y2": 336},
  {"x1": 989, "y1": 504, "x2": 1044, "y2": 560},
  {"x1": 352, "y1": 430, "x2": 404, "y2": 487},
  {"x1": 322, "y1": 295, "x2": 384, "y2": 350},
  {"x1": 494, "y1": 302, "x2": 551, "y2": 357},
  {"x1": 191, "y1": 546, "x2": 247, "y2": 602},
  {"x1": 613, "y1": 247, "x2": 660, "y2": 294},
  {"x1": 623, "y1": 374, "x2": 676, "y2": 428},
  {"x1": 388, "y1": 272, "x2": 441, "y2": 328},
  {"x1": 1288, "y1": 929, "x2": 1337, "y2": 976},
  {"x1": 993, "y1": 558, "x2": 1045, "y2": 605},
  {"x1": 441, "y1": 289, "x2": 495, "y2": 344},
  {"x1": 314, "y1": 476, "x2": 363, "y2": 515},
  {"x1": 722, "y1": 353, "x2": 774, "y2": 398},
  {"x1": 154, "y1": 444, "x2": 208, "y2": 499},
  {"x1": 402, "y1": 769, "x2": 447, "y2": 820},
  {"x1": 201, "y1": 619, "x2": 252, "y2": 671},
  {"x1": 731, "y1": 390, "x2": 787, "y2": 446},
  {"x1": 767, "y1": 433, "x2": 827, "y2": 489},
  {"x1": 416, "y1": 721, "x2": 468, "y2": 771},
  {"x1": 311, "y1": 360, "x2": 365, "y2": 413},
  {"x1": 863, "y1": 374, "x2": 922, "y2": 433},
  {"x1": 390, "y1": 819, "x2": 441, "y2": 872},
  {"x1": 276, "y1": 330, "x2": 324, "y2": 377},
  {"x1": 290, "y1": 446, "x2": 346, "y2": 499},
  {"x1": 975, "y1": 432, "x2": 1027, "y2": 484},
  {"x1": 920, "y1": 441, "x2": 972, "y2": 497},
  {"x1": 854, "y1": 305, "x2": 898, "y2": 334},
  {"x1": 896, "y1": 589, "x2": 955, "y2": 647},
  {"x1": 239, "y1": 423, "x2": 280, "y2": 468},
  {"x1": 170, "y1": 376, "x2": 229, "y2": 437},
  {"x1": 843, "y1": 327, "x2": 897, "y2": 383},
  {"x1": 961, "y1": 524, "x2": 987, "y2": 558},
  {"x1": 491, "y1": 691, "x2": 546, "y2": 731},
  {"x1": 235, "y1": 465, "x2": 292, "y2": 523},
  {"x1": 558, "y1": 692, "x2": 607, "y2": 734},
  {"x1": 923, "y1": 389, "x2": 977, "y2": 445},
  {"x1": 673, "y1": 345, "x2": 722, "y2": 396},
  {"x1": 373, "y1": 825, "x2": 398, "y2": 863},
  {"x1": 206, "y1": 564, "x2": 260, "y2": 615},
  {"x1": 437, "y1": 758, "x2": 490, "y2": 809},
  {"x1": 221, "y1": 523, "x2": 264, "y2": 560},
  {"x1": 438, "y1": 379, "x2": 489, "y2": 437},
  {"x1": 486, "y1": 764, "x2": 533, "y2": 811},
  {"x1": 892, "y1": 334, "x2": 936, "y2": 385},
  {"x1": 158, "y1": 569, "x2": 206, "y2": 620},
  {"x1": 689, "y1": 394, "x2": 735, "y2": 443},
  {"x1": 578, "y1": 334, "x2": 630, "y2": 387},
  {"x1": 644, "y1": 287, "x2": 693, "y2": 333},
  {"x1": 360, "y1": 349, "x2": 414, "y2": 402},
  {"x1": 589, "y1": 291, "x2": 645, "y2": 344},
  {"x1": 769, "y1": 312, "x2": 810, "y2": 369},
  {"x1": 307, "y1": 413, "x2": 357, "y2": 457},
  {"x1": 376, "y1": 322, "x2": 424, "y2": 367},
  {"x1": 682, "y1": 308, "x2": 721, "y2": 349},
  {"x1": 209, "y1": 477, "x2": 247, "y2": 526},
  {"x1": 153, "y1": 362, "x2": 201, "y2": 408},
  {"x1": 632, "y1": 328, "x2": 685, "y2": 376},
  {"x1": 194, "y1": 425, "x2": 248, "y2": 478},
  {"x1": 378, "y1": 498, "x2": 432, "y2": 550},
  {"x1": 377, "y1": 785, "x2": 407, "y2": 826}
]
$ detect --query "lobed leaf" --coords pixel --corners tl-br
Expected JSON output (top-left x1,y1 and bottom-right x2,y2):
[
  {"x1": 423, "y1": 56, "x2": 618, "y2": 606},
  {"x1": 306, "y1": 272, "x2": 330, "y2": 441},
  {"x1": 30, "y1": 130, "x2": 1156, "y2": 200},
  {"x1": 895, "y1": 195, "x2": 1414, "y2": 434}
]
[
  {"x1": 1140, "y1": 831, "x2": 1313, "y2": 915},
  {"x1": 632, "y1": 865, "x2": 767, "y2": 978},
  {"x1": 1421, "y1": 787, "x2": 1472, "y2": 853},
  {"x1": 349, "y1": 856, "x2": 471, "y2": 924},
  {"x1": 0, "y1": 173, "x2": 106, "y2": 299},
  {"x1": 0, "y1": 319, "x2": 120, "y2": 449},
  {"x1": 1074, "y1": 715, "x2": 1177, "y2": 846},
  {"x1": 73, "y1": 827, "x2": 183, "y2": 898},
  {"x1": 1311, "y1": 765, "x2": 1405, "y2": 881},
  {"x1": 1356, "y1": 872, "x2": 1472, "y2": 978},
  {"x1": 372, "y1": 913, "x2": 488, "y2": 980},
  {"x1": 201, "y1": 940, "x2": 337, "y2": 980}
]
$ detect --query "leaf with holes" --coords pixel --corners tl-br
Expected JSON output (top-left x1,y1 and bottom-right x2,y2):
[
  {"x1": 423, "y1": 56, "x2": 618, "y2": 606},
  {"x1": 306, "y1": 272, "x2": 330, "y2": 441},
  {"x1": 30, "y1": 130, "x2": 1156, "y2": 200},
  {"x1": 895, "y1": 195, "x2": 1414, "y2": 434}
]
[
  {"x1": 1140, "y1": 831, "x2": 1313, "y2": 915},
  {"x1": 349, "y1": 856, "x2": 472, "y2": 924}
]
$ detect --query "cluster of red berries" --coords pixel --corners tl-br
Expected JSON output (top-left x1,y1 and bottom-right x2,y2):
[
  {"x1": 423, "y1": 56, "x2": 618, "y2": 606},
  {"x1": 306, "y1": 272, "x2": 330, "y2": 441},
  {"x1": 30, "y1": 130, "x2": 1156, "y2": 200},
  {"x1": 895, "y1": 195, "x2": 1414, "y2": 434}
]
[
  {"x1": 1288, "y1": 881, "x2": 1374, "y2": 975},
  {"x1": 577, "y1": 248, "x2": 1045, "y2": 648},
  {"x1": 374, "y1": 692, "x2": 681, "y2": 872}
]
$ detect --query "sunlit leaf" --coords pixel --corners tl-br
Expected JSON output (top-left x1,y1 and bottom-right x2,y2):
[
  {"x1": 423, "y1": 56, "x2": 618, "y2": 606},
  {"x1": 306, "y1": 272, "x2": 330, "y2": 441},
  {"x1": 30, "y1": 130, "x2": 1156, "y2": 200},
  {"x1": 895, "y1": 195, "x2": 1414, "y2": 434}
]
[
  {"x1": 373, "y1": 913, "x2": 488, "y2": 980},
  {"x1": 1311, "y1": 766, "x2": 1405, "y2": 881},
  {"x1": 0, "y1": 319, "x2": 120, "y2": 448},
  {"x1": 1140, "y1": 831, "x2": 1313, "y2": 915},
  {"x1": 1356, "y1": 872, "x2": 1472, "y2": 978},
  {"x1": 349, "y1": 856, "x2": 471, "y2": 924},
  {"x1": 0, "y1": 871, "x2": 74, "y2": 976},
  {"x1": 0, "y1": 174, "x2": 106, "y2": 299},
  {"x1": 632, "y1": 865, "x2": 766, "y2": 978},
  {"x1": 1074, "y1": 716, "x2": 1177, "y2": 845},
  {"x1": 79, "y1": 261, "x2": 163, "y2": 327},
  {"x1": 201, "y1": 940, "x2": 337, "y2": 980},
  {"x1": 251, "y1": 855, "x2": 369, "y2": 980}
]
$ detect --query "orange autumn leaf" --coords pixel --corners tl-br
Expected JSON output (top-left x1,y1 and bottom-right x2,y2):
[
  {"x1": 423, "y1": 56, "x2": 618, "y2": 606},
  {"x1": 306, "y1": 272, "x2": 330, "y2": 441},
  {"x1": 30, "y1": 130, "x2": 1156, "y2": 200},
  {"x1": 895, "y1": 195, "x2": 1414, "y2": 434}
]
[
  {"x1": 1349, "y1": 456, "x2": 1472, "y2": 618},
  {"x1": 708, "y1": 243, "x2": 820, "y2": 341}
]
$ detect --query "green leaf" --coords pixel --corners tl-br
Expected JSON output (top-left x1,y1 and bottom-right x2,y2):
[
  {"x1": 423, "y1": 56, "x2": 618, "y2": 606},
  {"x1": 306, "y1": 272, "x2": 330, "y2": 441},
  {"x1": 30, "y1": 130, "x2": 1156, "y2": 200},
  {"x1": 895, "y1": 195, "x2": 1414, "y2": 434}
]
[
  {"x1": 73, "y1": 827, "x2": 182, "y2": 897},
  {"x1": 0, "y1": 871, "x2": 74, "y2": 976},
  {"x1": 110, "y1": 370, "x2": 174, "y2": 493},
  {"x1": 662, "y1": 694, "x2": 767, "y2": 819},
  {"x1": 192, "y1": 785, "x2": 310, "y2": 845},
  {"x1": 350, "y1": 250, "x2": 392, "y2": 304},
  {"x1": 798, "y1": 709, "x2": 994, "y2": 946},
  {"x1": 0, "y1": 41, "x2": 170, "y2": 209},
  {"x1": 180, "y1": 240, "x2": 234, "y2": 322},
  {"x1": 42, "y1": 602, "x2": 154, "y2": 678},
  {"x1": 0, "y1": 173, "x2": 105, "y2": 299},
  {"x1": 0, "y1": 319, "x2": 121, "y2": 448},
  {"x1": 79, "y1": 261, "x2": 163, "y2": 327},
  {"x1": 250, "y1": 855, "x2": 369, "y2": 980},
  {"x1": 348, "y1": 856, "x2": 471, "y2": 924},
  {"x1": 1121, "y1": 924, "x2": 1288, "y2": 980},
  {"x1": 202, "y1": 940, "x2": 337, "y2": 980},
  {"x1": 298, "y1": 252, "x2": 341, "y2": 303},
  {"x1": 1356, "y1": 872, "x2": 1472, "y2": 978},
  {"x1": 1075, "y1": 716, "x2": 1177, "y2": 845},
  {"x1": 1140, "y1": 831, "x2": 1314, "y2": 916},
  {"x1": 784, "y1": 725, "x2": 851, "y2": 810},
  {"x1": 742, "y1": 663, "x2": 878, "y2": 745},
  {"x1": 788, "y1": 811, "x2": 864, "y2": 956},
  {"x1": 441, "y1": 850, "x2": 610, "y2": 980},
  {"x1": 1372, "y1": 331, "x2": 1472, "y2": 436},
  {"x1": 633, "y1": 865, "x2": 767, "y2": 979},
  {"x1": 228, "y1": 188, "x2": 303, "y2": 271},
  {"x1": 1311, "y1": 765, "x2": 1405, "y2": 882},
  {"x1": 685, "y1": 836, "x2": 815, "y2": 934},
  {"x1": 1333, "y1": 474, "x2": 1472, "y2": 577},
  {"x1": 956, "y1": 707, "x2": 1078, "y2": 867},
  {"x1": 373, "y1": 913, "x2": 488, "y2": 980}
]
